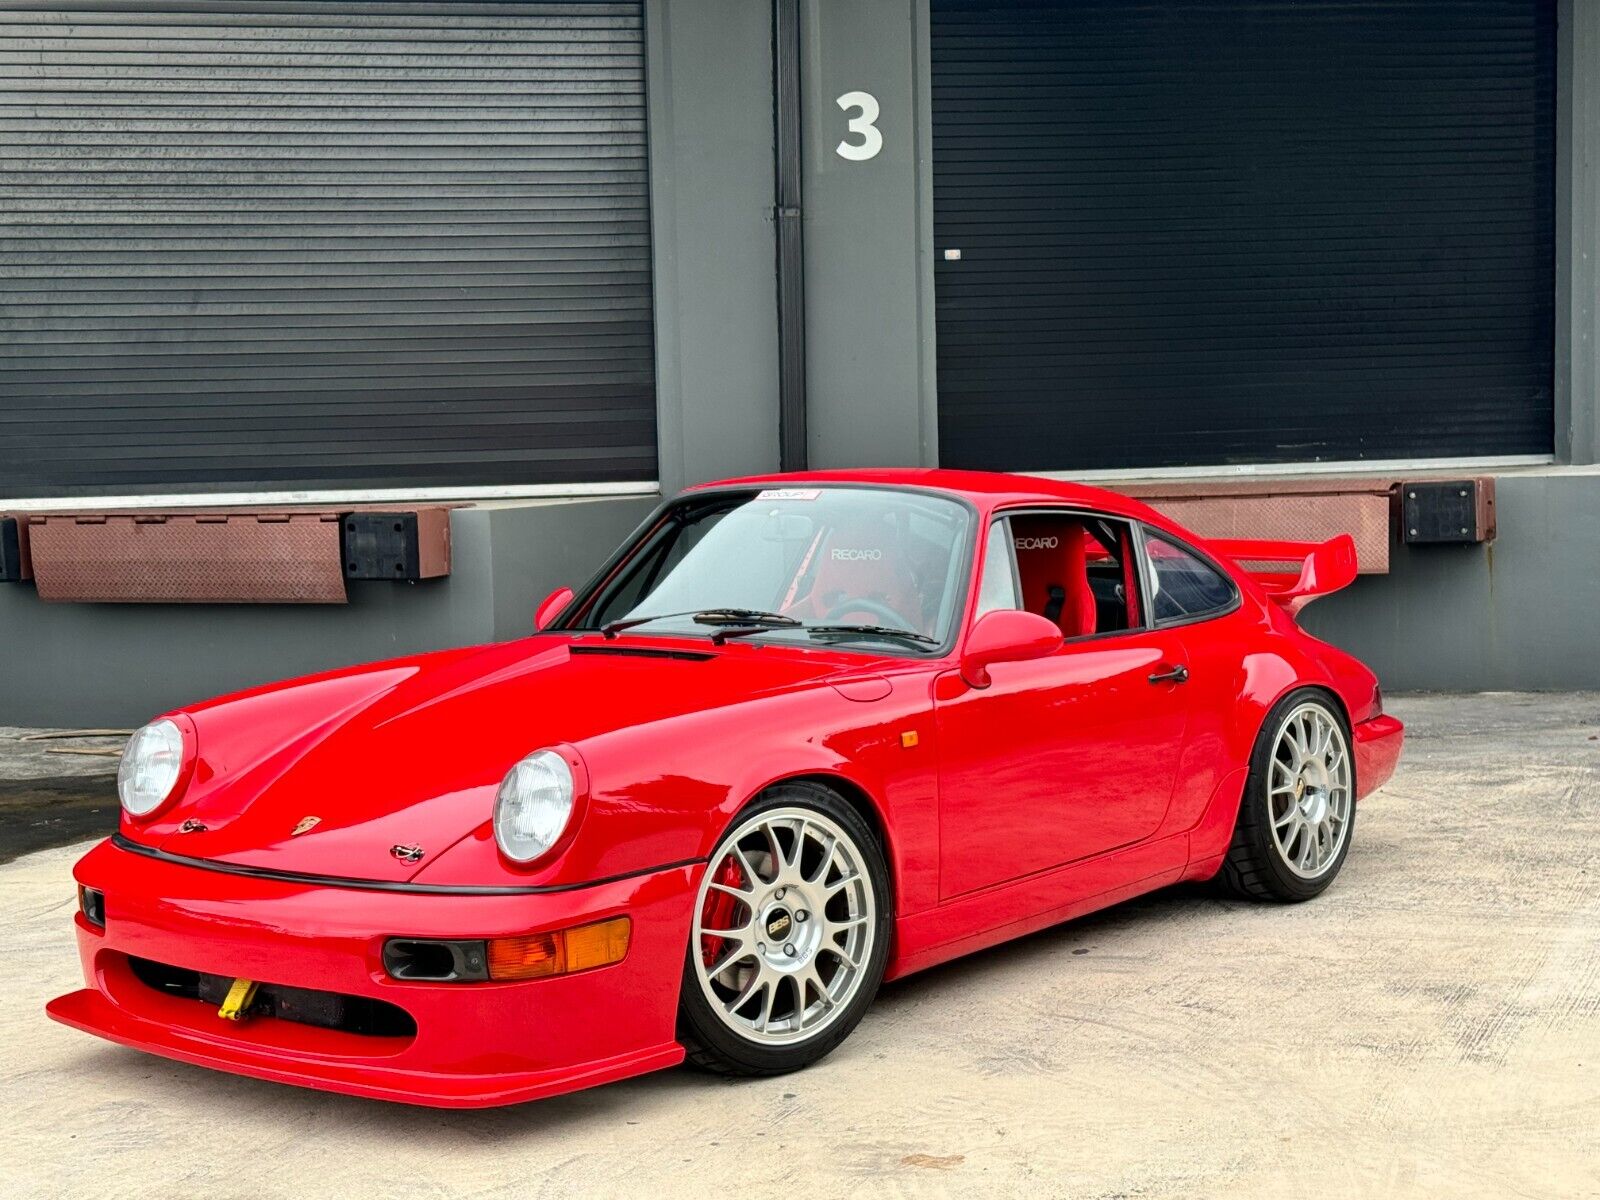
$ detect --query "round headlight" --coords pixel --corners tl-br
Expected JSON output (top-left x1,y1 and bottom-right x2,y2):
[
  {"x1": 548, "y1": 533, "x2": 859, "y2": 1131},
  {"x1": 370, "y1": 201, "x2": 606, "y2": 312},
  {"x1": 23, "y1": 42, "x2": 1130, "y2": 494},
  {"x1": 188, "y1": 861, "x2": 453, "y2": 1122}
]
[
  {"x1": 494, "y1": 749, "x2": 575, "y2": 863},
  {"x1": 118, "y1": 719, "x2": 186, "y2": 818}
]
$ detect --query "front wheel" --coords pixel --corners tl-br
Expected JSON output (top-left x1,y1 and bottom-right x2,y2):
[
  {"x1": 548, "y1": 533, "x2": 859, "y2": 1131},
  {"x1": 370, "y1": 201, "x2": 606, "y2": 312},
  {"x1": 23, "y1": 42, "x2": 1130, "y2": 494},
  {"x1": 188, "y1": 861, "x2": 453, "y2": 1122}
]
[
  {"x1": 1220, "y1": 690, "x2": 1356, "y2": 902},
  {"x1": 678, "y1": 783, "x2": 891, "y2": 1076}
]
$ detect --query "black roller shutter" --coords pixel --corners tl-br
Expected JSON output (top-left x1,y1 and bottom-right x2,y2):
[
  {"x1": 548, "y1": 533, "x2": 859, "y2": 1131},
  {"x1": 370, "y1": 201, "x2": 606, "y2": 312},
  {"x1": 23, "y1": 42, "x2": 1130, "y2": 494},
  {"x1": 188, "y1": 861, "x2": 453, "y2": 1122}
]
[
  {"x1": 0, "y1": 0, "x2": 654, "y2": 497},
  {"x1": 931, "y1": 0, "x2": 1555, "y2": 472}
]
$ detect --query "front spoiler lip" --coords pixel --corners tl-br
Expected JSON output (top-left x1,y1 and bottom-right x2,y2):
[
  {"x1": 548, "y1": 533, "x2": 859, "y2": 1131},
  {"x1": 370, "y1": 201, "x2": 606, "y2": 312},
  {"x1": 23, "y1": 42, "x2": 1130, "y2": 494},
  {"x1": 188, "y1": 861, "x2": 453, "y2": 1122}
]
[
  {"x1": 110, "y1": 832, "x2": 705, "y2": 896},
  {"x1": 52, "y1": 838, "x2": 702, "y2": 1108},
  {"x1": 46, "y1": 987, "x2": 685, "y2": 1109}
]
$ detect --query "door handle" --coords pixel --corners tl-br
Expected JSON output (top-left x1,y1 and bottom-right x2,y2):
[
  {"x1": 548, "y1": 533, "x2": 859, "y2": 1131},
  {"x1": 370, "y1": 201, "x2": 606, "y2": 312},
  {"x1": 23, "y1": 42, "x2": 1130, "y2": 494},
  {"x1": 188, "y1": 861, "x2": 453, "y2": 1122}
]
[{"x1": 1148, "y1": 664, "x2": 1189, "y2": 685}]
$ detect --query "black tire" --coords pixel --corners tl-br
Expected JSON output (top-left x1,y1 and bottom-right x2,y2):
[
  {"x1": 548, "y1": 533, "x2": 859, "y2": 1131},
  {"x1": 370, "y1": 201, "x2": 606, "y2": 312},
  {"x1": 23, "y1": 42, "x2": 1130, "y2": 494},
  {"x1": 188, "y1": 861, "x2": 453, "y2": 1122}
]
[
  {"x1": 1219, "y1": 688, "x2": 1357, "y2": 903},
  {"x1": 677, "y1": 781, "x2": 892, "y2": 1077}
]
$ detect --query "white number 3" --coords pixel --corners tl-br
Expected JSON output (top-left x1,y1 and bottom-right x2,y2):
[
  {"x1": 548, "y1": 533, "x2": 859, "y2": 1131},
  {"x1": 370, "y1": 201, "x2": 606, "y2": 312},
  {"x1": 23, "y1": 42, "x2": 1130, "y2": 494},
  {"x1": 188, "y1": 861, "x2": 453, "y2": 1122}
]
[{"x1": 835, "y1": 90, "x2": 883, "y2": 162}]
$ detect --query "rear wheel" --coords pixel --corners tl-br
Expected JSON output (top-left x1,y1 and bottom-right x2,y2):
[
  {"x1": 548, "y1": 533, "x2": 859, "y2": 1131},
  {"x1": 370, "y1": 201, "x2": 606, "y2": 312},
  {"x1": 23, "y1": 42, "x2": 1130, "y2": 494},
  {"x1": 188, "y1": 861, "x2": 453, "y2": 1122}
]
[
  {"x1": 1220, "y1": 690, "x2": 1355, "y2": 902},
  {"x1": 678, "y1": 783, "x2": 891, "y2": 1076}
]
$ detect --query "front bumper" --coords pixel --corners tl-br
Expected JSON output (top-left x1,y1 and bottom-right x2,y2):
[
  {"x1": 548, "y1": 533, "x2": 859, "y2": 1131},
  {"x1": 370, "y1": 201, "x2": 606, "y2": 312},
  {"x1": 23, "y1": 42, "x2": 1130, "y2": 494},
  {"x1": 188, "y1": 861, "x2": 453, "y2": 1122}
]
[{"x1": 47, "y1": 838, "x2": 700, "y2": 1108}]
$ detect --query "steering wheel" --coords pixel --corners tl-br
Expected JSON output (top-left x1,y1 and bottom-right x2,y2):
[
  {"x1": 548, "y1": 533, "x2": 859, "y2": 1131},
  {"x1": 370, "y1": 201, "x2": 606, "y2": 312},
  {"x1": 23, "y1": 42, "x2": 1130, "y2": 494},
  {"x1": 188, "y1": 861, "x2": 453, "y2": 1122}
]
[{"x1": 822, "y1": 596, "x2": 920, "y2": 631}]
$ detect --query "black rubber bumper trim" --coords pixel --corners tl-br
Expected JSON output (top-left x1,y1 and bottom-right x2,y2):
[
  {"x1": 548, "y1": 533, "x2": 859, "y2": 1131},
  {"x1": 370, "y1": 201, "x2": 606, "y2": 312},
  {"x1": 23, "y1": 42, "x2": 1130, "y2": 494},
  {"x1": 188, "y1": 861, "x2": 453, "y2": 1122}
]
[{"x1": 109, "y1": 833, "x2": 704, "y2": 896}]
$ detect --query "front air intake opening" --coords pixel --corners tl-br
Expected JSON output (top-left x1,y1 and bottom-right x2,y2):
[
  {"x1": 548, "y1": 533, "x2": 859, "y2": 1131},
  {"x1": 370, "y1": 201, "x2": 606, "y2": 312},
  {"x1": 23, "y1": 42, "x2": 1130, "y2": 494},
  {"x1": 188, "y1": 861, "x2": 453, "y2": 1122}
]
[
  {"x1": 127, "y1": 956, "x2": 416, "y2": 1038},
  {"x1": 382, "y1": 938, "x2": 489, "y2": 982}
]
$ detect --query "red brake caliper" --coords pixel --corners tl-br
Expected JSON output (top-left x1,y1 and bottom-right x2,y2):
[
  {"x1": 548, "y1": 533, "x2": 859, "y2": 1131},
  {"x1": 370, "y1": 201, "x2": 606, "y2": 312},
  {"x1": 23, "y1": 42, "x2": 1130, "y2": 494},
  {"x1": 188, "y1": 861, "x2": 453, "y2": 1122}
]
[{"x1": 700, "y1": 854, "x2": 746, "y2": 967}]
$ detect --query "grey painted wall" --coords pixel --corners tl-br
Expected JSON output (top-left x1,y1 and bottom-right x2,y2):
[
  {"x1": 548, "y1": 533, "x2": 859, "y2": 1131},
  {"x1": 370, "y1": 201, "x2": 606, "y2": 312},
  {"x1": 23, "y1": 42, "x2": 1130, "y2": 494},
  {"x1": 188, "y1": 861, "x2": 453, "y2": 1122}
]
[
  {"x1": 0, "y1": 498, "x2": 651, "y2": 728},
  {"x1": 800, "y1": 0, "x2": 936, "y2": 469},
  {"x1": 4, "y1": 0, "x2": 1598, "y2": 731},
  {"x1": 1302, "y1": 472, "x2": 1600, "y2": 690},
  {"x1": 646, "y1": 0, "x2": 782, "y2": 491},
  {"x1": 478, "y1": 498, "x2": 656, "y2": 641}
]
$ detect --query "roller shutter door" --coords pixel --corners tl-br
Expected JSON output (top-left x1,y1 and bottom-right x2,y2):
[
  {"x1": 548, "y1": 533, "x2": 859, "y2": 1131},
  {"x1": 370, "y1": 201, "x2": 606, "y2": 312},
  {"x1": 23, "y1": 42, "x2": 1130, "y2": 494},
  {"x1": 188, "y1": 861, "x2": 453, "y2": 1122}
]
[
  {"x1": 0, "y1": 0, "x2": 654, "y2": 497},
  {"x1": 931, "y1": 0, "x2": 1556, "y2": 472}
]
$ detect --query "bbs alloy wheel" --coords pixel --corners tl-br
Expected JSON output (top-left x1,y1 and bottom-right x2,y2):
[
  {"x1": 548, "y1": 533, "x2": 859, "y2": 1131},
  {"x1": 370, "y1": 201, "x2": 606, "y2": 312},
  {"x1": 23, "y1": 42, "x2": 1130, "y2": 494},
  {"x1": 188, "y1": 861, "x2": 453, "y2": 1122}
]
[
  {"x1": 1220, "y1": 690, "x2": 1357, "y2": 903},
  {"x1": 1266, "y1": 701, "x2": 1354, "y2": 880},
  {"x1": 678, "y1": 784, "x2": 890, "y2": 1075}
]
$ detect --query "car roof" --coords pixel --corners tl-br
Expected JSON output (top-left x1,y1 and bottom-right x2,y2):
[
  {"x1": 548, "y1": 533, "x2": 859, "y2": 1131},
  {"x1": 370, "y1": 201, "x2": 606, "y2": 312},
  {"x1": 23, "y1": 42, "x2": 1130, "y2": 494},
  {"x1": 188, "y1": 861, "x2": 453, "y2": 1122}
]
[{"x1": 690, "y1": 467, "x2": 1173, "y2": 526}]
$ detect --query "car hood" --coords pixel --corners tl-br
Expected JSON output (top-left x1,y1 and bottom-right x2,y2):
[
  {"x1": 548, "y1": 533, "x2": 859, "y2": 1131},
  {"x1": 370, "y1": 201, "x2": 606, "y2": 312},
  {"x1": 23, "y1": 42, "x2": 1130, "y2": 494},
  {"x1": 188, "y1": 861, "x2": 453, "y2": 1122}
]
[{"x1": 140, "y1": 637, "x2": 855, "y2": 882}]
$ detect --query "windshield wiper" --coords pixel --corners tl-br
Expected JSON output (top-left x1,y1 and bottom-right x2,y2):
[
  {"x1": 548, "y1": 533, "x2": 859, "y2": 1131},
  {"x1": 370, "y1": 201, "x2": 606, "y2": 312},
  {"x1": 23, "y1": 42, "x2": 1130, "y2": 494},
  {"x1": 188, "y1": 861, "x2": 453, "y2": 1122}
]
[
  {"x1": 692, "y1": 608, "x2": 799, "y2": 628},
  {"x1": 803, "y1": 624, "x2": 939, "y2": 648},
  {"x1": 696, "y1": 609, "x2": 804, "y2": 645},
  {"x1": 601, "y1": 608, "x2": 799, "y2": 639}
]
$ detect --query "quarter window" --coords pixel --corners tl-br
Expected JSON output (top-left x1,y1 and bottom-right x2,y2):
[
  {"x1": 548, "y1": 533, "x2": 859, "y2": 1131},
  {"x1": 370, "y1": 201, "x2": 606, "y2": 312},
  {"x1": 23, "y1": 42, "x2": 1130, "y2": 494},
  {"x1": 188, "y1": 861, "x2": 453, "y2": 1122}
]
[
  {"x1": 975, "y1": 521, "x2": 1021, "y2": 616},
  {"x1": 1143, "y1": 533, "x2": 1235, "y2": 622}
]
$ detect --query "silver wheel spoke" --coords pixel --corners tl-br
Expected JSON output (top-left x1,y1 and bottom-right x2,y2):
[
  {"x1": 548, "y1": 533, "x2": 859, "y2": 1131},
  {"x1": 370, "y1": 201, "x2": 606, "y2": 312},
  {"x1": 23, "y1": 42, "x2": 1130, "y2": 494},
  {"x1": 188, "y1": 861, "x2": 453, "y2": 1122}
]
[
  {"x1": 725, "y1": 971, "x2": 763, "y2": 1015},
  {"x1": 732, "y1": 843, "x2": 764, "y2": 888},
  {"x1": 821, "y1": 941, "x2": 861, "y2": 970},
  {"x1": 754, "y1": 981, "x2": 776, "y2": 1032},
  {"x1": 824, "y1": 871, "x2": 861, "y2": 899},
  {"x1": 803, "y1": 963, "x2": 833, "y2": 1007},
  {"x1": 759, "y1": 823, "x2": 785, "y2": 877},
  {"x1": 808, "y1": 834, "x2": 839, "y2": 884},
  {"x1": 707, "y1": 947, "x2": 749, "y2": 980}
]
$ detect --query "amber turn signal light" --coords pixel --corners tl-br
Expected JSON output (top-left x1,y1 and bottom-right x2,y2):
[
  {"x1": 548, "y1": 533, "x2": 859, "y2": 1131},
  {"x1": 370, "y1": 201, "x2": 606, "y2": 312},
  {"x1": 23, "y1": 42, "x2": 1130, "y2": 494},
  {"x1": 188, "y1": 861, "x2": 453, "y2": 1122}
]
[{"x1": 487, "y1": 916, "x2": 631, "y2": 981}]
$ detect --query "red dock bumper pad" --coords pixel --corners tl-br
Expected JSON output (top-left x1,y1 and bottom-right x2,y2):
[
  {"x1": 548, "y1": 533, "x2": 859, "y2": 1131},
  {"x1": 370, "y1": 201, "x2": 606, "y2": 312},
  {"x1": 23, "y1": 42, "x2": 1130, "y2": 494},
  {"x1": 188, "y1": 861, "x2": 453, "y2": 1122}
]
[
  {"x1": 47, "y1": 839, "x2": 699, "y2": 1108},
  {"x1": 1352, "y1": 713, "x2": 1404, "y2": 800}
]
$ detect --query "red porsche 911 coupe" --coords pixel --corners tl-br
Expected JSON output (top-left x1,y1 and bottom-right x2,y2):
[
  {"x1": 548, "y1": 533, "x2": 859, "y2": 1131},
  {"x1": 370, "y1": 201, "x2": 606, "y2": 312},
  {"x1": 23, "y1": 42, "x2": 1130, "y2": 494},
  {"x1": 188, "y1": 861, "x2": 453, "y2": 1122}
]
[{"x1": 49, "y1": 469, "x2": 1402, "y2": 1107}]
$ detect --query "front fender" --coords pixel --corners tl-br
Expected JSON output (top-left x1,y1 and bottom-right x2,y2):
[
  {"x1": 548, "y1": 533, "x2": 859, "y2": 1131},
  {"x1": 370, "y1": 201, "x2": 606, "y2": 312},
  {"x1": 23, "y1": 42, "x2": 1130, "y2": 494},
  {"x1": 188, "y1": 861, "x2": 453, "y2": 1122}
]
[{"x1": 412, "y1": 672, "x2": 942, "y2": 912}]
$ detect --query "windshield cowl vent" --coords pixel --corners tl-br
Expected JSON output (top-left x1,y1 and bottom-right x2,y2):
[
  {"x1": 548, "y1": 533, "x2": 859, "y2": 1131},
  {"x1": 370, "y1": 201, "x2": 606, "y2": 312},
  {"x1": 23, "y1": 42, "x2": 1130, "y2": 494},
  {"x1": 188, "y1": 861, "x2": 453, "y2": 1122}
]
[{"x1": 568, "y1": 644, "x2": 714, "y2": 662}]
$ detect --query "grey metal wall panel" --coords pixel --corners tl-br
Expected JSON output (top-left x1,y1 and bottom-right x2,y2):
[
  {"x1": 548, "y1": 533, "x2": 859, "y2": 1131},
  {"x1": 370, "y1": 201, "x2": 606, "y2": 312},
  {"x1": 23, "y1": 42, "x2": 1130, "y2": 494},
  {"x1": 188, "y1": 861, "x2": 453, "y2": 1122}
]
[
  {"x1": 0, "y1": 0, "x2": 655, "y2": 496},
  {"x1": 930, "y1": 0, "x2": 1556, "y2": 472}
]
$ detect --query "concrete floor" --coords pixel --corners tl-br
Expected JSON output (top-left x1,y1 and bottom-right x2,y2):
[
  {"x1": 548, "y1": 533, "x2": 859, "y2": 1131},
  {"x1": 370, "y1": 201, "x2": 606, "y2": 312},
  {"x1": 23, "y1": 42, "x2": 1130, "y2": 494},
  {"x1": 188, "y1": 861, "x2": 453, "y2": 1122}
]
[
  {"x1": 0, "y1": 727, "x2": 122, "y2": 864},
  {"x1": 2, "y1": 694, "x2": 1596, "y2": 1198}
]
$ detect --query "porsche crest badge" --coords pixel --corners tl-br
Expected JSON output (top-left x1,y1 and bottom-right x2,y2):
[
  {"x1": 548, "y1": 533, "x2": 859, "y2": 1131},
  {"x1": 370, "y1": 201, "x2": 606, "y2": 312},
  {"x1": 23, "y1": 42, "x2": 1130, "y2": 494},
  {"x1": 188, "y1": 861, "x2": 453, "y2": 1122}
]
[{"x1": 291, "y1": 816, "x2": 321, "y2": 837}]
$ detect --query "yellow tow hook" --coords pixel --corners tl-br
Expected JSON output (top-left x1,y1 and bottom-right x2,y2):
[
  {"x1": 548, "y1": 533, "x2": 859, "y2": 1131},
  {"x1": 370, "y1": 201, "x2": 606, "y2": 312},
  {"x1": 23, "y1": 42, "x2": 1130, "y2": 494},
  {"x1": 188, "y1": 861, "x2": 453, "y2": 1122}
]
[{"x1": 217, "y1": 978, "x2": 260, "y2": 1022}]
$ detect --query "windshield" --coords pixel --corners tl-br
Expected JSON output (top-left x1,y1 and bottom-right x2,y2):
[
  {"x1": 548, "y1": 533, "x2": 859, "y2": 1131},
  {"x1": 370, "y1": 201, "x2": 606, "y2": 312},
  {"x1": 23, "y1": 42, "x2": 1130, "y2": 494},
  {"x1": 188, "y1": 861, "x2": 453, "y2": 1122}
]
[{"x1": 561, "y1": 486, "x2": 974, "y2": 652}]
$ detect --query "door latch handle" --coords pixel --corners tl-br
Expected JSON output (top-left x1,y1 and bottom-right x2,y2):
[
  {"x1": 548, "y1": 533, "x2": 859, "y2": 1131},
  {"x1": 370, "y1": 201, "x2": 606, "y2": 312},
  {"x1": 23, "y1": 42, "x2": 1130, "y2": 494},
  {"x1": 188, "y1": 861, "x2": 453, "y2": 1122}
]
[{"x1": 1148, "y1": 664, "x2": 1189, "y2": 685}]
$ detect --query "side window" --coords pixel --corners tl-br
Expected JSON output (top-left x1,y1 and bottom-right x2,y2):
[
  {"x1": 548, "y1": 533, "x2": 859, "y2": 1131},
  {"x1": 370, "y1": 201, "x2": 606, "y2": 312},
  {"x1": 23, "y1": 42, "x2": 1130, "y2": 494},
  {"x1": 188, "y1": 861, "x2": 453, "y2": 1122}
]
[
  {"x1": 975, "y1": 520, "x2": 1021, "y2": 615},
  {"x1": 1144, "y1": 533, "x2": 1236, "y2": 623},
  {"x1": 1007, "y1": 511, "x2": 1142, "y2": 637}
]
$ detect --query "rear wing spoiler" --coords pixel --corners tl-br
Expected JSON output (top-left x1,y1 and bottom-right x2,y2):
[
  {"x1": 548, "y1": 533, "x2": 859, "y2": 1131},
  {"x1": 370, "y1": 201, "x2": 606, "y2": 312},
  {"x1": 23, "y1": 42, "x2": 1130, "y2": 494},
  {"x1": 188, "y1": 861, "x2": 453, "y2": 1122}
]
[{"x1": 1206, "y1": 534, "x2": 1359, "y2": 616}]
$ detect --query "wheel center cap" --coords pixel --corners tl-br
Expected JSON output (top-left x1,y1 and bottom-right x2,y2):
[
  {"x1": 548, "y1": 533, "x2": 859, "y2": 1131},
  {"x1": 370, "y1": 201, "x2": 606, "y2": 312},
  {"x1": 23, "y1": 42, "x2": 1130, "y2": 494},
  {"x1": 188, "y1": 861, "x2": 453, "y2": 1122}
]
[
  {"x1": 1299, "y1": 789, "x2": 1329, "y2": 824},
  {"x1": 757, "y1": 893, "x2": 822, "y2": 971},
  {"x1": 764, "y1": 907, "x2": 793, "y2": 941}
]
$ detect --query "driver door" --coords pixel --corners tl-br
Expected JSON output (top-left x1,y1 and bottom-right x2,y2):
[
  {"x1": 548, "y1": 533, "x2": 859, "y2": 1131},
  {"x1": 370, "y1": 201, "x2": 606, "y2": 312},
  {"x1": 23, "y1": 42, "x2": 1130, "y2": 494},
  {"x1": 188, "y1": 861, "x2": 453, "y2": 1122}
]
[{"x1": 936, "y1": 511, "x2": 1193, "y2": 899}]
